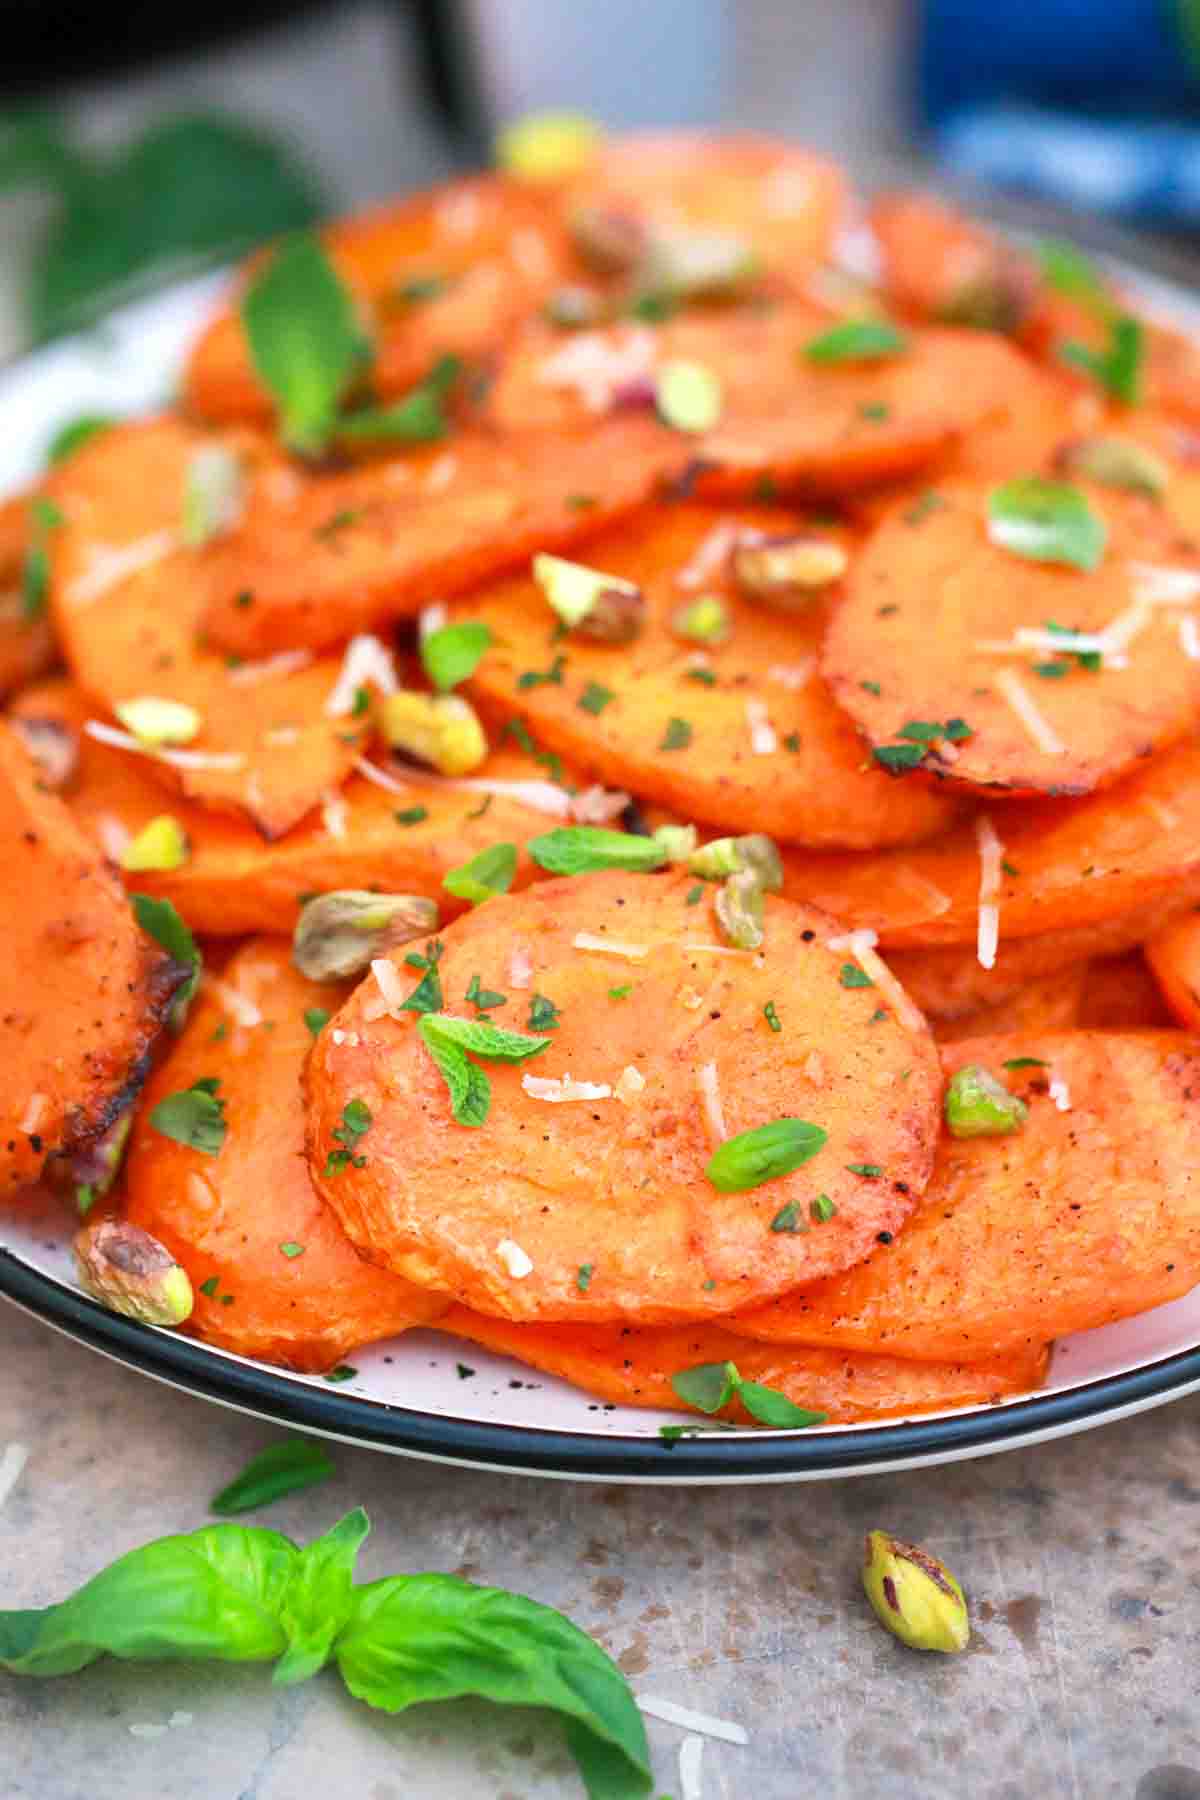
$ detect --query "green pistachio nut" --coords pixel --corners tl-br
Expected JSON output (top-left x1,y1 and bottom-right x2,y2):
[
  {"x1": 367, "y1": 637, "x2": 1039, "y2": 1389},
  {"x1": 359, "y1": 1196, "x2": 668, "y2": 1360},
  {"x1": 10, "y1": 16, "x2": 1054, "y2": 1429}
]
[
  {"x1": 532, "y1": 552, "x2": 643, "y2": 640},
  {"x1": 544, "y1": 285, "x2": 608, "y2": 329},
  {"x1": 655, "y1": 359, "x2": 722, "y2": 433},
  {"x1": 1055, "y1": 434, "x2": 1168, "y2": 498},
  {"x1": 670, "y1": 593, "x2": 731, "y2": 644},
  {"x1": 935, "y1": 249, "x2": 1037, "y2": 335},
  {"x1": 10, "y1": 714, "x2": 79, "y2": 790},
  {"x1": 69, "y1": 1107, "x2": 135, "y2": 1215},
  {"x1": 567, "y1": 203, "x2": 647, "y2": 274},
  {"x1": 652, "y1": 823, "x2": 699, "y2": 862},
  {"x1": 689, "y1": 834, "x2": 783, "y2": 891},
  {"x1": 114, "y1": 696, "x2": 202, "y2": 747},
  {"x1": 715, "y1": 867, "x2": 764, "y2": 950},
  {"x1": 731, "y1": 534, "x2": 848, "y2": 608},
  {"x1": 378, "y1": 690, "x2": 487, "y2": 775},
  {"x1": 75, "y1": 1220, "x2": 194, "y2": 1328},
  {"x1": 862, "y1": 1529, "x2": 969, "y2": 1653},
  {"x1": 121, "y1": 815, "x2": 190, "y2": 873},
  {"x1": 293, "y1": 889, "x2": 439, "y2": 981},
  {"x1": 944, "y1": 1064, "x2": 1028, "y2": 1138}
]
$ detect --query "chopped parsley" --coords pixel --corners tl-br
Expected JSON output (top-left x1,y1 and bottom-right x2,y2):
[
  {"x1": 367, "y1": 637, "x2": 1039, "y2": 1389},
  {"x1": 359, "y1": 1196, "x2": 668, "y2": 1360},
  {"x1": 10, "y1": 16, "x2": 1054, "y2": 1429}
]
[
  {"x1": 660, "y1": 717, "x2": 692, "y2": 752},
  {"x1": 199, "y1": 1277, "x2": 219, "y2": 1298},
  {"x1": 576, "y1": 1263, "x2": 593, "y2": 1292},
  {"x1": 148, "y1": 1078, "x2": 228, "y2": 1157},
  {"x1": 859, "y1": 401, "x2": 890, "y2": 421},
  {"x1": 565, "y1": 493, "x2": 596, "y2": 511},
  {"x1": 323, "y1": 1099, "x2": 372, "y2": 1177},
  {"x1": 685, "y1": 666, "x2": 717, "y2": 686},
  {"x1": 324, "y1": 1365, "x2": 358, "y2": 1384},
  {"x1": 517, "y1": 653, "x2": 566, "y2": 690},
  {"x1": 400, "y1": 939, "x2": 445, "y2": 1014},
  {"x1": 839, "y1": 964, "x2": 874, "y2": 989},
  {"x1": 609, "y1": 984, "x2": 632, "y2": 1000},
  {"x1": 578, "y1": 681, "x2": 615, "y2": 715},
  {"x1": 351, "y1": 684, "x2": 371, "y2": 717},
  {"x1": 279, "y1": 1241, "x2": 305, "y2": 1259},
  {"x1": 872, "y1": 743, "x2": 924, "y2": 773},
  {"x1": 527, "y1": 993, "x2": 561, "y2": 1031},
  {"x1": 314, "y1": 506, "x2": 361, "y2": 541},
  {"x1": 769, "y1": 1201, "x2": 805, "y2": 1234},
  {"x1": 846, "y1": 1162, "x2": 883, "y2": 1178},
  {"x1": 763, "y1": 1001, "x2": 782, "y2": 1032},
  {"x1": 860, "y1": 680, "x2": 881, "y2": 696},
  {"x1": 394, "y1": 805, "x2": 429, "y2": 826},
  {"x1": 465, "y1": 973, "x2": 507, "y2": 1013},
  {"x1": 903, "y1": 490, "x2": 945, "y2": 526},
  {"x1": 303, "y1": 1008, "x2": 330, "y2": 1037},
  {"x1": 811, "y1": 1193, "x2": 836, "y2": 1223},
  {"x1": 783, "y1": 731, "x2": 800, "y2": 752},
  {"x1": 1003, "y1": 1056, "x2": 1047, "y2": 1070},
  {"x1": 685, "y1": 883, "x2": 704, "y2": 906}
]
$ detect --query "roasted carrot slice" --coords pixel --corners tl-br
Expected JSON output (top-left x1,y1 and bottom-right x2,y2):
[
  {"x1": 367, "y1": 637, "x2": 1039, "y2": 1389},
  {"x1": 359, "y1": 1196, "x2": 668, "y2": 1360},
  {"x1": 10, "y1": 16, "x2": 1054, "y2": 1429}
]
[
  {"x1": 10, "y1": 678, "x2": 589, "y2": 935},
  {"x1": 780, "y1": 737, "x2": 1200, "y2": 949},
  {"x1": 0, "y1": 492, "x2": 56, "y2": 701},
  {"x1": 735, "y1": 1032, "x2": 1200, "y2": 1363},
  {"x1": 46, "y1": 417, "x2": 366, "y2": 837},
  {"x1": 182, "y1": 176, "x2": 570, "y2": 427},
  {"x1": 871, "y1": 191, "x2": 1047, "y2": 337},
  {"x1": 306, "y1": 870, "x2": 942, "y2": 1324},
  {"x1": 198, "y1": 417, "x2": 674, "y2": 660},
  {"x1": 122, "y1": 939, "x2": 447, "y2": 1370},
  {"x1": 823, "y1": 478, "x2": 1200, "y2": 798},
  {"x1": 0, "y1": 722, "x2": 184, "y2": 1192},
  {"x1": 887, "y1": 891, "x2": 1196, "y2": 1018},
  {"x1": 558, "y1": 132, "x2": 846, "y2": 274},
  {"x1": 439, "y1": 1306, "x2": 1048, "y2": 1424},
  {"x1": 932, "y1": 965, "x2": 1085, "y2": 1043},
  {"x1": 1145, "y1": 911, "x2": 1200, "y2": 1030},
  {"x1": 463, "y1": 501, "x2": 957, "y2": 849},
  {"x1": 1079, "y1": 951, "x2": 1174, "y2": 1030}
]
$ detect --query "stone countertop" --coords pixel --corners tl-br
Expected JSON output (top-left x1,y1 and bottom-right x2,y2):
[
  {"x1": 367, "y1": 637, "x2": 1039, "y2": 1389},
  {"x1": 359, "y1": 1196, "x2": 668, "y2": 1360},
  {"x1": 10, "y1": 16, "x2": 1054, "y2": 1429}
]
[{"x1": 2, "y1": 1302, "x2": 1199, "y2": 1800}]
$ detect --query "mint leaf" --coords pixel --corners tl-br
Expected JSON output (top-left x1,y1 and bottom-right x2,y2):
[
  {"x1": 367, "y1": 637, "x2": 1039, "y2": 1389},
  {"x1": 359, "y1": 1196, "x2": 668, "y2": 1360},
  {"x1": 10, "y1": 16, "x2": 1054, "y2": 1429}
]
[
  {"x1": 241, "y1": 233, "x2": 369, "y2": 456},
  {"x1": 670, "y1": 1360, "x2": 741, "y2": 1414},
  {"x1": 149, "y1": 1079, "x2": 227, "y2": 1156},
  {"x1": 420, "y1": 1014, "x2": 550, "y2": 1064},
  {"x1": 986, "y1": 478, "x2": 1107, "y2": 572},
  {"x1": 442, "y1": 842, "x2": 517, "y2": 906},
  {"x1": 803, "y1": 319, "x2": 908, "y2": 364},
  {"x1": 526, "y1": 826, "x2": 668, "y2": 876},
  {"x1": 421, "y1": 620, "x2": 492, "y2": 694}
]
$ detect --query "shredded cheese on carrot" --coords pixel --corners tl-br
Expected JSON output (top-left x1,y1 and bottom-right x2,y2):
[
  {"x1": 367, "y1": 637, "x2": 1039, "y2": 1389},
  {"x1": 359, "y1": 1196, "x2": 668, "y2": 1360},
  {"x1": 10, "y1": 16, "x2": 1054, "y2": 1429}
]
[
  {"x1": 84, "y1": 721, "x2": 246, "y2": 771},
  {"x1": 825, "y1": 928, "x2": 926, "y2": 1033},
  {"x1": 508, "y1": 945, "x2": 533, "y2": 989},
  {"x1": 696, "y1": 1060, "x2": 727, "y2": 1145},
  {"x1": 675, "y1": 521, "x2": 745, "y2": 591},
  {"x1": 994, "y1": 669, "x2": 1065, "y2": 756},
  {"x1": 745, "y1": 697, "x2": 778, "y2": 755},
  {"x1": 66, "y1": 528, "x2": 177, "y2": 607},
  {"x1": 521, "y1": 1072, "x2": 613, "y2": 1102},
  {"x1": 228, "y1": 649, "x2": 314, "y2": 687},
  {"x1": 572, "y1": 932, "x2": 648, "y2": 960},
  {"x1": 320, "y1": 789, "x2": 347, "y2": 840},
  {"x1": 974, "y1": 815, "x2": 1004, "y2": 971},
  {"x1": 325, "y1": 634, "x2": 399, "y2": 716},
  {"x1": 1181, "y1": 616, "x2": 1200, "y2": 662},
  {"x1": 496, "y1": 1238, "x2": 534, "y2": 1278},
  {"x1": 614, "y1": 1064, "x2": 646, "y2": 1105}
]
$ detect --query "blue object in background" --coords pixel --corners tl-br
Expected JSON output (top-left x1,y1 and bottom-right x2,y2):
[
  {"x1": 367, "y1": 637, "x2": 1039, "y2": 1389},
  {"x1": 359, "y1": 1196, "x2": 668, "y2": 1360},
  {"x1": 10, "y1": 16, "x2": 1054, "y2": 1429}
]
[{"x1": 918, "y1": 0, "x2": 1200, "y2": 225}]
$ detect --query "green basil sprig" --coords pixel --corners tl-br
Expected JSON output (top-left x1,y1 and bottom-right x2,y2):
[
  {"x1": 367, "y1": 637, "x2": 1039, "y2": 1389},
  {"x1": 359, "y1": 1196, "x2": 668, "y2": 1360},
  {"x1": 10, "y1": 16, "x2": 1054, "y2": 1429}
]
[
  {"x1": 241, "y1": 234, "x2": 371, "y2": 457},
  {"x1": 671, "y1": 1359, "x2": 826, "y2": 1429},
  {"x1": 705, "y1": 1118, "x2": 828, "y2": 1192},
  {"x1": 527, "y1": 826, "x2": 668, "y2": 876},
  {"x1": 985, "y1": 478, "x2": 1107, "y2": 572},
  {"x1": 0, "y1": 1510, "x2": 652, "y2": 1798},
  {"x1": 210, "y1": 1438, "x2": 335, "y2": 1516}
]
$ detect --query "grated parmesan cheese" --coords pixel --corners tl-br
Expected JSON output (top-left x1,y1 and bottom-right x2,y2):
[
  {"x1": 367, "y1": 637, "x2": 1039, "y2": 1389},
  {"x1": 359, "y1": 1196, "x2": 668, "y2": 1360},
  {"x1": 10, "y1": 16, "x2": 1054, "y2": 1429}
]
[
  {"x1": 84, "y1": 721, "x2": 245, "y2": 772},
  {"x1": 745, "y1": 697, "x2": 778, "y2": 755},
  {"x1": 364, "y1": 957, "x2": 407, "y2": 1020},
  {"x1": 321, "y1": 789, "x2": 347, "y2": 840},
  {"x1": 573, "y1": 932, "x2": 648, "y2": 960},
  {"x1": 696, "y1": 1060, "x2": 727, "y2": 1145},
  {"x1": 66, "y1": 528, "x2": 177, "y2": 607},
  {"x1": 679, "y1": 1736, "x2": 705, "y2": 1800},
  {"x1": 508, "y1": 944, "x2": 533, "y2": 989},
  {"x1": 535, "y1": 325, "x2": 657, "y2": 413},
  {"x1": 974, "y1": 815, "x2": 1004, "y2": 972},
  {"x1": 893, "y1": 864, "x2": 953, "y2": 920},
  {"x1": 497, "y1": 1238, "x2": 534, "y2": 1278},
  {"x1": 425, "y1": 454, "x2": 458, "y2": 493},
  {"x1": 1128, "y1": 561, "x2": 1200, "y2": 603},
  {"x1": 994, "y1": 669, "x2": 1065, "y2": 756},
  {"x1": 614, "y1": 1064, "x2": 646, "y2": 1105},
  {"x1": 229, "y1": 649, "x2": 313, "y2": 686},
  {"x1": 325, "y1": 634, "x2": 399, "y2": 716},
  {"x1": 204, "y1": 975, "x2": 262, "y2": 1029},
  {"x1": 570, "y1": 784, "x2": 633, "y2": 824},
  {"x1": 355, "y1": 756, "x2": 575, "y2": 819},
  {"x1": 674, "y1": 521, "x2": 745, "y2": 591},
  {"x1": 522, "y1": 1072, "x2": 613, "y2": 1103},
  {"x1": 825, "y1": 927, "x2": 926, "y2": 1033},
  {"x1": 764, "y1": 660, "x2": 814, "y2": 691},
  {"x1": 95, "y1": 814, "x2": 132, "y2": 861},
  {"x1": 637, "y1": 1696, "x2": 749, "y2": 1747},
  {"x1": 330, "y1": 1029, "x2": 361, "y2": 1048},
  {"x1": 1048, "y1": 1076, "x2": 1072, "y2": 1112},
  {"x1": 18, "y1": 1093, "x2": 47, "y2": 1135},
  {"x1": 418, "y1": 602, "x2": 448, "y2": 640},
  {"x1": 1181, "y1": 616, "x2": 1200, "y2": 662}
]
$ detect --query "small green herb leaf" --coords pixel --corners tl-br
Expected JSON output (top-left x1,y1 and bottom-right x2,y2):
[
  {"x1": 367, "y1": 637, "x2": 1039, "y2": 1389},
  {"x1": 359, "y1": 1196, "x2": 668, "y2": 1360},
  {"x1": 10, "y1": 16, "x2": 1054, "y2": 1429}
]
[
  {"x1": 442, "y1": 842, "x2": 518, "y2": 906},
  {"x1": 660, "y1": 717, "x2": 692, "y2": 752},
  {"x1": 421, "y1": 621, "x2": 492, "y2": 693},
  {"x1": 303, "y1": 1009, "x2": 330, "y2": 1037},
  {"x1": 394, "y1": 806, "x2": 429, "y2": 826},
  {"x1": 46, "y1": 413, "x2": 115, "y2": 466},
  {"x1": 419, "y1": 1015, "x2": 550, "y2": 1064},
  {"x1": 241, "y1": 234, "x2": 369, "y2": 456},
  {"x1": 737, "y1": 1384, "x2": 827, "y2": 1428},
  {"x1": 986, "y1": 478, "x2": 1107, "y2": 572},
  {"x1": 706, "y1": 1119, "x2": 828, "y2": 1192},
  {"x1": 149, "y1": 1079, "x2": 228, "y2": 1156},
  {"x1": 1002, "y1": 1056, "x2": 1047, "y2": 1070},
  {"x1": 872, "y1": 743, "x2": 924, "y2": 773},
  {"x1": 671, "y1": 1360, "x2": 741, "y2": 1414},
  {"x1": 803, "y1": 319, "x2": 907, "y2": 364},
  {"x1": 769, "y1": 1201, "x2": 804, "y2": 1234},
  {"x1": 527, "y1": 994, "x2": 561, "y2": 1031},
  {"x1": 210, "y1": 1438, "x2": 334, "y2": 1516},
  {"x1": 1060, "y1": 315, "x2": 1143, "y2": 405},
  {"x1": 526, "y1": 826, "x2": 667, "y2": 876},
  {"x1": 337, "y1": 356, "x2": 459, "y2": 446},
  {"x1": 578, "y1": 681, "x2": 615, "y2": 716}
]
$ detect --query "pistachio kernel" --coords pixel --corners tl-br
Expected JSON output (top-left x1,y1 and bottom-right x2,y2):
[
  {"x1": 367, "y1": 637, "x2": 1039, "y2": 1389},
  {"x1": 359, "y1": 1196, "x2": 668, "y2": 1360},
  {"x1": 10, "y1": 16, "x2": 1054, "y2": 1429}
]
[
  {"x1": 1054, "y1": 434, "x2": 1168, "y2": 498},
  {"x1": 67, "y1": 1106, "x2": 134, "y2": 1211},
  {"x1": 75, "y1": 1220, "x2": 194, "y2": 1329},
  {"x1": 378, "y1": 690, "x2": 487, "y2": 776},
  {"x1": 182, "y1": 444, "x2": 244, "y2": 548},
  {"x1": 655, "y1": 359, "x2": 723, "y2": 434},
  {"x1": 121, "y1": 815, "x2": 190, "y2": 873},
  {"x1": 715, "y1": 867, "x2": 765, "y2": 951},
  {"x1": 532, "y1": 552, "x2": 643, "y2": 640},
  {"x1": 944, "y1": 1063, "x2": 1028, "y2": 1138},
  {"x1": 10, "y1": 714, "x2": 79, "y2": 790},
  {"x1": 862, "y1": 1529, "x2": 969, "y2": 1653},
  {"x1": 495, "y1": 111, "x2": 601, "y2": 183},
  {"x1": 732, "y1": 534, "x2": 848, "y2": 608},
  {"x1": 670, "y1": 593, "x2": 731, "y2": 645},
  {"x1": 293, "y1": 890, "x2": 439, "y2": 982},
  {"x1": 652, "y1": 823, "x2": 699, "y2": 862},
  {"x1": 567, "y1": 203, "x2": 648, "y2": 274},
  {"x1": 114, "y1": 696, "x2": 202, "y2": 746},
  {"x1": 689, "y1": 833, "x2": 783, "y2": 891}
]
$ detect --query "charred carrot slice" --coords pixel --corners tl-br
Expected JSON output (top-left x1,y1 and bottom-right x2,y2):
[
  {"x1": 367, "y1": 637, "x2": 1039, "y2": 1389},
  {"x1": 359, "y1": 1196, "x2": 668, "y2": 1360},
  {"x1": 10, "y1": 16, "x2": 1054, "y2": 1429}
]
[
  {"x1": 122, "y1": 939, "x2": 447, "y2": 1370},
  {"x1": 1145, "y1": 911, "x2": 1200, "y2": 1030}
]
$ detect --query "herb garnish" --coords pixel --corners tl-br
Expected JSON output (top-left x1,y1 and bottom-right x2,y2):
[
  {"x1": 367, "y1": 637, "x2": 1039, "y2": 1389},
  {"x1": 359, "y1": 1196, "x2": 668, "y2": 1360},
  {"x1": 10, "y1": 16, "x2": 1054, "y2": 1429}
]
[
  {"x1": 421, "y1": 620, "x2": 492, "y2": 693},
  {"x1": 527, "y1": 994, "x2": 561, "y2": 1031},
  {"x1": 417, "y1": 1014, "x2": 550, "y2": 1127},
  {"x1": 578, "y1": 681, "x2": 615, "y2": 715},
  {"x1": 304, "y1": 1008, "x2": 330, "y2": 1037},
  {"x1": 846, "y1": 1162, "x2": 883, "y2": 1177},
  {"x1": 707, "y1": 1119, "x2": 828, "y2": 1192},
  {"x1": 517, "y1": 654, "x2": 566, "y2": 691},
  {"x1": 660, "y1": 717, "x2": 693, "y2": 751},
  {"x1": 241, "y1": 234, "x2": 369, "y2": 456},
  {"x1": 210, "y1": 1437, "x2": 332, "y2": 1514},
  {"x1": 803, "y1": 319, "x2": 907, "y2": 364},
  {"x1": 763, "y1": 1001, "x2": 782, "y2": 1032},
  {"x1": 443, "y1": 842, "x2": 518, "y2": 906},
  {"x1": 22, "y1": 497, "x2": 64, "y2": 619},
  {"x1": 839, "y1": 963, "x2": 874, "y2": 989},
  {"x1": 671, "y1": 1359, "x2": 827, "y2": 1428},
  {"x1": 465, "y1": 973, "x2": 507, "y2": 1013},
  {"x1": 394, "y1": 805, "x2": 428, "y2": 826},
  {"x1": 811, "y1": 1193, "x2": 836, "y2": 1223},
  {"x1": 400, "y1": 939, "x2": 445, "y2": 1014},
  {"x1": 149, "y1": 1077, "x2": 228, "y2": 1156},
  {"x1": 323, "y1": 1098, "x2": 372, "y2": 1177},
  {"x1": 576, "y1": 1264, "x2": 593, "y2": 1292}
]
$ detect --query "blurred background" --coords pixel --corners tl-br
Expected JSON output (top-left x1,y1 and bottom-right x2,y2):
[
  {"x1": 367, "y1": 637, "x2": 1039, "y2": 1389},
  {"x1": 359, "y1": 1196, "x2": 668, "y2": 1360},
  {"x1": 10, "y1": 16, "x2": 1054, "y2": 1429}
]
[{"x1": 4, "y1": 0, "x2": 1200, "y2": 358}]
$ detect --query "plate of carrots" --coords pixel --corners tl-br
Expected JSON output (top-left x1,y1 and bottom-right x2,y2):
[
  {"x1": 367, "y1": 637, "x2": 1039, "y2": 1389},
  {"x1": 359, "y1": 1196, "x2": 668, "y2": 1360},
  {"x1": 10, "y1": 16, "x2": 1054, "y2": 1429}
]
[{"x1": 4, "y1": 124, "x2": 1200, "y2": 1480}]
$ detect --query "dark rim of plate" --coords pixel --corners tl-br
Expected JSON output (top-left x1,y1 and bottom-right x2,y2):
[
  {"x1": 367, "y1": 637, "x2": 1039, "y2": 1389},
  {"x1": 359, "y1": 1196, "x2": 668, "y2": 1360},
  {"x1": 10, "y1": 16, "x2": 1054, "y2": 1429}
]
[{"x1": 3, "y1": 1248, "x2": 1200, "y2": 1479}]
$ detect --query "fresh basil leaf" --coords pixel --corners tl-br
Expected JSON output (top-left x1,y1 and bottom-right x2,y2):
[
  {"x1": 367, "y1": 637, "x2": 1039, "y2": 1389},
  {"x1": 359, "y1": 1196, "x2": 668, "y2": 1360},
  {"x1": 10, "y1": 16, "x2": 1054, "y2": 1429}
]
[
  {"x1": 334, "y1": 1573, "x2": 653, "y2": 1800},
  {"x1": 420, "y1": 1014, "x2": 551, "y2": 1064},
  {"x1": 986, "y1": 478, "x2": 1107, "y2": 572},
  {"x1": 421, "y1": 621, "x2": 492, "y2": 693},
  {"x1": 45, "y1": 413, "x2": 115, "y2": 466},
  {"x1": 338, "y1": 355, "x2": 461, "y2": 446},
  {"x1": 670, "y1": 1360, "x2": 741, "y2": 1414},
  {"x1": 149, "y1": 1080, "x2": 228, "y2": 1156},
  {"x1": 241, "y1": 233, "x2": 369, "y2": 456},
  {"x1": 1060, "y1": 315, "x2": 1143, "y2": 405},
  {"x1": 442, "y1": 841, "x2": 518, "y2": 906},
  {"x1": 706, "y1": 1118, "x2": 828, "y2": 1192},
  {"x1": 0, "y1": 1522, "x2": 296, "y2": 1675},
  {"x1": 274, "y1": 1508, "x2": 370, "y2": 1687},
  {"x1": 210, "y1": 1438, "x2": 335, "y2": 1517},
  {"x1": 803, "y1": 319, "x2": 908, "y2": 364},
  {"x1": 526, "y1": 826, "x2": 669, "y2": 877},
  {"x1": 738, "y1": 1384, "x2": 827, "y2": 1429}
]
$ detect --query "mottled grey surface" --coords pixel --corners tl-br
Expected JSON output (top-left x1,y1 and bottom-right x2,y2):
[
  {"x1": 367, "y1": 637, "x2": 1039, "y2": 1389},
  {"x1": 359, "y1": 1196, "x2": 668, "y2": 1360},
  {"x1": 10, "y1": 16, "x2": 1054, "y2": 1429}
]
[{"x1": 2, "y1": 1302, "x2": 1200, "y2": 1800}]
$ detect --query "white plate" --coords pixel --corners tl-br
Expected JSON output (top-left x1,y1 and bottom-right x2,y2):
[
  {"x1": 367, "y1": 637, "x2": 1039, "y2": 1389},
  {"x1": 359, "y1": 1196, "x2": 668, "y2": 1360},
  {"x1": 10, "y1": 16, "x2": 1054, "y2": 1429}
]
[{"x1": 4, "y1": 262, "x2": 1200, "y2": 1483}]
